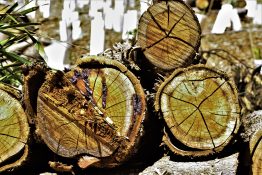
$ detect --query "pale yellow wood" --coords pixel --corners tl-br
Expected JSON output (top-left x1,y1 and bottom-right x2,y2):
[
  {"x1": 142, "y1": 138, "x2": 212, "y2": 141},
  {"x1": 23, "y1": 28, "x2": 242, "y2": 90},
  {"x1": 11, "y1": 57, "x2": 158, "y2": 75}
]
[
  {"x1": 156, "y1": 65, "x2": 240, "y2": 156},
  {"x1": 36, "y1": 56, "x2": 146, "y2": 167},
  {"x1": 0, "y1": 88, "x2": 29, "y2": 171},
  {"x1": 250, "y1": 130, "x2": 262, "y2": 175},
  {"x1": 137, "y1": 0, "x2": 201, "y2": 70}
]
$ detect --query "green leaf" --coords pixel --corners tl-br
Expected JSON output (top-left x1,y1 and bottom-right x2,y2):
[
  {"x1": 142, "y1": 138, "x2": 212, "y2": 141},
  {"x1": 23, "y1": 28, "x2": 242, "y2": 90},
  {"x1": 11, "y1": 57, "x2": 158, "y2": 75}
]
[
  {"x1": 252, "y1": 48, "x2": 262, "y2": 60},
  {"x1": 35, "y1": 41, "x2": 48, "y2": 63},
  {"x1": 0, "y1": 38, "x2": 10, "y2": 46},
  {"x1": 0, "y1": 74, "x2": 11, "y2": 81},
  {"x1": 19, "y1": 6, "x2": 39, "y2": 15},
  {"x1": 0, "y1": 29, "x2": 15, "y2": 37},
  {"x1": 0, "y1": 50, "x2": 31, "y2": 64},
  {"x1": 0, "y1": 22, "x2": 39, "y2": 30},
  {"x1": 0, "y1": 62, "x2": 22, "y2": 70},
  {"x1": 5, "y1": 2, "x2": 18, "y2": 14},
  {"x1": 3, "y1": 34, "x2": 28, "y2": 48}
]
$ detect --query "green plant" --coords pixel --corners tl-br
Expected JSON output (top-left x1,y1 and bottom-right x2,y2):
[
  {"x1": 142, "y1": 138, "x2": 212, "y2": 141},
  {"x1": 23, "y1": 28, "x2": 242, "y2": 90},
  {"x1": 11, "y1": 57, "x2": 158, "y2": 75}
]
[{"x1": 0, "y1": 2, "x2": 45, "y2": 87}]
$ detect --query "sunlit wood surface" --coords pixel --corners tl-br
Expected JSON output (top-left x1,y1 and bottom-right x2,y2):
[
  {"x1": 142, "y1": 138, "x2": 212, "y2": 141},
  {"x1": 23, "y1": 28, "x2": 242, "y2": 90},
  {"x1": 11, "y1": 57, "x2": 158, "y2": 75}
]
[
  {"x1": 137, "y1": 0, "x2": 201, "y2": 70},
  {"x1": 36, "y1": 56, "x2": 146, "y2": 167},
  {"x1": 250, "y1": 130, "x2": 262, "y2": 175},
  {"x1": 0, "y1": 88, "x2": 29, "y2": 168},
  {"x1": 156, "y1": 65, "x2": 240, "y2": 156}
]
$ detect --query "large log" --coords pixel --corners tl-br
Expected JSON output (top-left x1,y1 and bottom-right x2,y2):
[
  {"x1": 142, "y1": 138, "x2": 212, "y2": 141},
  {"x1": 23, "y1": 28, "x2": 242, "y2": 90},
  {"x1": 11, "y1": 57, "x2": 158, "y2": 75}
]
[
  {"x1": 242, "y1": 111, "x2": 262, "y2": 175},
  {"x1": 0, "y1": 84, "x2": 29, "y2": 172},
  {"x1": 137, "y1": 0, "x2": 201, "y2": 71},
  {"x1": 139, "y1": 153, "x2": 239, "y2": 175},
  {"x1": 35, "y1": 56, "x2": 147, "y2": 168},
  {"x1": 155, "y1": 65, "x2": 240, "y2": 156}
]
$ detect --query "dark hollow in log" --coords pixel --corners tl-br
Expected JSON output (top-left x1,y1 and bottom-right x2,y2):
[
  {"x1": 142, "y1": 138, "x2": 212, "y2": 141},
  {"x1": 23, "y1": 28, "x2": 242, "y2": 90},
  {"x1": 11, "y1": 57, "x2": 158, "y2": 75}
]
[
  {"x1": 0, "y1": 87, "x2": 29, "y2": 172},
  {"x1": 23, "y1": 63, "x2": 48, "y2": 124},
  {"x1": 155, "y1": 65, "x2": 240, "y2": 156},
  {"x1": 35, "y1": 56, "x2": 147, "y2": 168},
  {"x1": 137, "y1": 0, "x2": 201, "y2": 71}
]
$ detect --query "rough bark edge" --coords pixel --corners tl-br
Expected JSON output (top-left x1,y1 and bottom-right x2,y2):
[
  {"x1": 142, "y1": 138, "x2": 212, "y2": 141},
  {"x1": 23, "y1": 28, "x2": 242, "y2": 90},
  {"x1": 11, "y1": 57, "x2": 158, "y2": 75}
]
[
  {"x1": 139, "y1": 153, "x2": 239, "y2": 175},
  {"x1": 249, "y1": 129, "x2": 262, "y2": 175},
  {"x1": 0, "y1": 145, "x2": 29, "y2": 173},
  {"x1": 0, "y1": 83, "x2": 21, "y2": 100},
  {"x1": 23, "y1": 63, "x2": 48, "y2": 124},
  {"x1": 241, "y1": 110, "x2": 262, "y2": 142}
]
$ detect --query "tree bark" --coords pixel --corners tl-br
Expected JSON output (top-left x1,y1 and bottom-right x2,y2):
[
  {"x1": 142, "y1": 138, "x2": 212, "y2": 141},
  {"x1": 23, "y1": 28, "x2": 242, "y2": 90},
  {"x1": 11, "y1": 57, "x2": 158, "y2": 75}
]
[
  {"x1": 137, "y1": 0, "x2": 201, "y2": 71},
  {"x1": 35, "y1": 56, "x2": 147, "y2": 168},
  {"x1": 139, "y1": 153, "x2": 239, "y2": 175},
  {"x1": 155, "y1": 65, "x2": 240, "y2": 156},
  {"x1": 242, "y1": 110, "x2": 262, "y2": 175}
]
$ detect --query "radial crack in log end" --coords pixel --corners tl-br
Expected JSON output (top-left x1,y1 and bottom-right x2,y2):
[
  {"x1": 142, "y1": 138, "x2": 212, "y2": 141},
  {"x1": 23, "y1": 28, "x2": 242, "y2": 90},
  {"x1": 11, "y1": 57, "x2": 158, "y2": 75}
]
[
  {"x1": 36, "y1": 56, "x2": 147, "y2": 167},
  {"x1": 137, "y1": 0, "x2": 201, "y2": 71},
  {"x1": 0, "y1": 88, "x2": 29, "y2": 172},
  {"x1": 155, "y1": 65, "x2": 240, "y2": 156}
]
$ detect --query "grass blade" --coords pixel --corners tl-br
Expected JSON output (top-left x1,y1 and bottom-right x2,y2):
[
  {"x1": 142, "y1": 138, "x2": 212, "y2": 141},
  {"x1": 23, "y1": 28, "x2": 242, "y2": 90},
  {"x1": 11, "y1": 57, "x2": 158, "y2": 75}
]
[{"x1": 1, "y1": 50, "x2": 31, "y2": 64}]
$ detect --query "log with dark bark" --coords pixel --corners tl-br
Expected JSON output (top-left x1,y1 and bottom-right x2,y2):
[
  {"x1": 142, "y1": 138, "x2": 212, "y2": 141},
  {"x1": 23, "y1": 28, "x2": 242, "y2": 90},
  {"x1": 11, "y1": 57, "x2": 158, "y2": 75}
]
[
  {"x1": 35, "y1": 56, "x2": 147, "y2": 168},
  {"x1": 0, "y1": 84, "x2": 29, "y2": 172},
  {"x1": 137, "y1": 0, "x2": 201, "y2": 71},
  {"x1": 139, "y1": 153, "x2": 239, "y2": 175},
  {"x1": 242, "y1": 111, "x2": 262, "y2": 175},
  {"x1": 23, "y1": 63, "x2": 48, "y2": 124},
  {"x1": 250, "y1": 130, "x2": 262, "y2": 175},
  {"x1": 155, "y1": 65, "x2": 240, "y2": 156}
]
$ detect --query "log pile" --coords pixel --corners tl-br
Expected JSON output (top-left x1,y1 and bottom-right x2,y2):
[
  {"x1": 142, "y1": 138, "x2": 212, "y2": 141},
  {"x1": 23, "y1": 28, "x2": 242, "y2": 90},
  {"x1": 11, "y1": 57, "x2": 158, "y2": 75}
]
[{"x1": 1, "y1": 0, "x2": 262, "y2": 174}]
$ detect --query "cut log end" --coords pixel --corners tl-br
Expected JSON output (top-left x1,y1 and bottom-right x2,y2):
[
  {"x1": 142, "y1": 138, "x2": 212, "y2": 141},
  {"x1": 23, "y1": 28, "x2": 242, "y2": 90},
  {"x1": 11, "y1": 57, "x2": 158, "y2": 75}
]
[
  {"x1": 250, "y1": 130, "x2": 262, "y2": 175},
  {"x1": 155, "y1": 65, "x2": 240, "y2": 156},
  {"x1": 36, "y1": 56, "x2": 147, "y2": 167},
  {"x1": 137, "y1": 0, "x2": 201, "y2": 71},
  {"x1": 0, "y1": 88, "x2": 29, "y2": 171}
]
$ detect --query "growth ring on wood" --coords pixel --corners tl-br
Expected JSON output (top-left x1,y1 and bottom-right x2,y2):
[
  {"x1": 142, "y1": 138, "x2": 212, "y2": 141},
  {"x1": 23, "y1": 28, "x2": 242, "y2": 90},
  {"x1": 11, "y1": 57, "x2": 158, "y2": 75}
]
[
  {"x1": 36, "y1": 56, "x2": 146, "y2": 167},
  {"x1": 0, "y1": 88, "x2": 29, "y2": 169},
  {"x1": 155, "y1": 65, "x2": 240, "y2": 156},
  {"x1": 137, "y1": 0, "x2": 201, "y2": 71}
]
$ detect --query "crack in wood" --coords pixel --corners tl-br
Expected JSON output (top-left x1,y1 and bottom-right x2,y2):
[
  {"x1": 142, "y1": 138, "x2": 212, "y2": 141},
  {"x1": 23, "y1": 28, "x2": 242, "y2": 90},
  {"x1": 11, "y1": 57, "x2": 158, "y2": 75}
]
[
  {"x1": 143, "y1": 10, "x2": 187, "y2": 51},
  {"x1": 166, "y1": 79, "x2": 229, "y2": 148}
]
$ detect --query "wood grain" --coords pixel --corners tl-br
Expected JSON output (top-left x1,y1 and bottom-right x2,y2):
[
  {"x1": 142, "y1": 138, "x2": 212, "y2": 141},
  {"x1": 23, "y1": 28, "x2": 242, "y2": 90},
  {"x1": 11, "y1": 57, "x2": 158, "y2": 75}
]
[
  {"x1": 155, "y1": 65, "x2": 240, "y2": 156},
  {"x1": 137, "y1": 0, "x2": 201, "y2": 71}
]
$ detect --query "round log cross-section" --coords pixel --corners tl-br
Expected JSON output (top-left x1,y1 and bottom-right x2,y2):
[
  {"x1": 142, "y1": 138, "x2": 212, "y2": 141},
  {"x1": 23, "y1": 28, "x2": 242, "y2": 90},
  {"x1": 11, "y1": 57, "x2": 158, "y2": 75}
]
[
  {"x1": 137, "y1": 0, "x2": 201, "y2": 71},
  {"x1": 36, "y1": 56, "x2": 146, "y2": 167},
  {"x1": 0, "y1": 88, "x2": 29, "y2": 171},
  {"x1": 155, "y1": 65, "x2": 240, "y2": 156}
]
